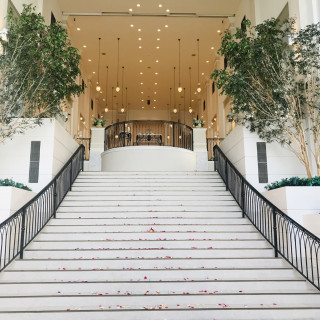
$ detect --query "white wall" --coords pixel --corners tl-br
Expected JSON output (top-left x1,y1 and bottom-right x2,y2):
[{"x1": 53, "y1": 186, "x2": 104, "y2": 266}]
[
  {"x1": 0, "y1": 119, "x2": 78, "y2": 192},
  {"x1": 254, "y1": 0, "x2": 288, "y2": 24},
  {"x1": 102, "y1": 146, "x2": 197, "y2": 172},
  {"x1": 220, "y1": 126, "x2": 307, "y2": 192}
]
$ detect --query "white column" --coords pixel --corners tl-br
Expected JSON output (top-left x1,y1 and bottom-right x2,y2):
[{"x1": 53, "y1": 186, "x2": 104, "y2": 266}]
[
  {"x1": 89, "y1": 128, "x2": 105, "y2": 171},
  {"x1": 193, "y1": 128, "x2": 208, "y2": 171}
]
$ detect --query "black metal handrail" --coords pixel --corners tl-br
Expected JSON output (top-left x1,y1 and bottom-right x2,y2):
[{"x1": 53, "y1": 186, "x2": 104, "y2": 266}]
[
  {"x1": 0, "y1": 145, "x2": 84, "y2": 271},
  {"x1": 207, "y1": 137, "x2": 224, "y2": 160},
  {"x1": 213, "y1": 145, "x2": 320, "y2": 290},
  {"x1": 105, "y1": 120, "x2": 193, "y2": 151}
]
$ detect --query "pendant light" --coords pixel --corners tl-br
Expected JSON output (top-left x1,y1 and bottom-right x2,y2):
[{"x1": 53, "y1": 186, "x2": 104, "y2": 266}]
[
  {"x1": 104, "y1": 66, "x2": 109, "y2": 112},
  {"x1": 96, "y1": 37, "x2": 102, "y2": 92},
  {"x1": 178, "y1": 39, "x2": 183, "y2": 93},
  {"x1": 197, "y1": 39, "x2": 201, "y2": 93},
  {"x1": 183, "y1": 88, "x2": 186, "y2": 124},
  {"x1": 116, "y1": 38, "x2": 121, "y2": 92},
  {"x1": 121, "y1": 66, "x2": 125, "y2": 112},
  {"x1": 111, "y1": 87, "x2": 114, "y2": 123},
  {"x1": 126, "y1": 87, "x2": 128, "y2": 119},
  {"x1": 173, "y1": 67, "x2": 177, "y2": 113},
  {"x1": 189, "y1": 66, "x2": 193, "y2": 113}
]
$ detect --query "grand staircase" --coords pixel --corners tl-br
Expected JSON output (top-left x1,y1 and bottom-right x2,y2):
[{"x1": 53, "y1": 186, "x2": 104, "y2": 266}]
[{"x1": 0, "y1": 171, "x2": 320, "y2": 319}]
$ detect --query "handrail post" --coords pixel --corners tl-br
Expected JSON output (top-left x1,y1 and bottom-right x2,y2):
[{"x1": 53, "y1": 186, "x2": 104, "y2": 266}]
[
  {"x1": 213, "y1": 147, "x2": 217, "y2": 172},
  {"x1": 241, "y1": 178, "x2": 245, "y2": 218},
  {"x1": 81, "y1": 145, "x2": 84, "y2": 172},
  {"x1": 69, "y1": 158, "x2": 73, "y2": 191},
  {"x1": 272, "y1": 207, "x2": 279, "y2": 258},
  {"x1": 225, "y1": 157, "x2": 228, "y2": 191},
  {"x1": 53, "y1": 179, "x2": 57, "y2": 219},
  {"x1": 19, "y1": 208, "x2": 26, "y2": 259},
  {"x1": 123, "y1": 122, "x2": 126, "y2": 147}
]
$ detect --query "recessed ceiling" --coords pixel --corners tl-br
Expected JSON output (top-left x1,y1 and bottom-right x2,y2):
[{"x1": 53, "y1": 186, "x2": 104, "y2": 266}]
[{"x1": 58, "y1": 1, "x2": 240, "y2": 111}]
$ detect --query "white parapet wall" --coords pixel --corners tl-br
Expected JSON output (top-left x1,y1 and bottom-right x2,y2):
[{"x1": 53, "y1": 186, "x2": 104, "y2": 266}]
[
  {"x1": 220, "y1": 126, "x2": 307, "y2": 192},
  {"x1": 0, "y1": 119, "x2": 78, "y2": 193},
  {"x1": 101, "y1": 146, "x2": 196, "y2": 172},
  {"x1": 263, "y1": 187, "x2": 320, "y2": 237},
  {"x1": 0, "y1": 187, "x2": 36, "y2": 223}
]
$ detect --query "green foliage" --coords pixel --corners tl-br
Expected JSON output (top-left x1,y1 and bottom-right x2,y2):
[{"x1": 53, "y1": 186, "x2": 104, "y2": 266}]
[
  {"x1": 0, "y1": 179, "x2": 32, "y2": 191},
  {"x1": 265, "y1": 176, "x2": 320, "y2": 191},
  {"x1": 193, "y1": 118, "x2": 205, "y2": 127},
  {"x1": 0, "y1": 5, "x2": 83, "y2": 142},
  {"x1": 212, "y1": 18, "x2": 320, "y2": 177},
  {"x1": 92, "y1": 118, "x2": 106, "y2": 127}
]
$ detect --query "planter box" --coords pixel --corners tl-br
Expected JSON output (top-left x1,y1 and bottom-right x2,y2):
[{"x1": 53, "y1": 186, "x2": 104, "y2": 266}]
[
  {"x1": 0, "y1": 187, "x2": 36, "y2": 223},
  {"x1": 208, "y1": 161, "x2": 215, "y2": 171},
  {"x1": 263, "y1": 187, "x2": 320, "y2": 237}
]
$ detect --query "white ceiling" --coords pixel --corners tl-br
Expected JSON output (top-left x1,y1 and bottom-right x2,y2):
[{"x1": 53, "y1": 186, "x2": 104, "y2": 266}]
[{"x1": 58, "y1": 0, "x2": 240, "y2": 111}]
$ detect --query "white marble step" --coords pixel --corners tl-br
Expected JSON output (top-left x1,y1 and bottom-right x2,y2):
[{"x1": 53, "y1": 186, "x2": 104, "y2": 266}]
[
  {"x1": 55, "y1": 211, "x2": 243, "y2": 219},
  {"x1": 27, "y1": 239, "x2": 269, "y2": 250},
  {"x1": 1, "y1": 294, "x2": 320, "y2": 311},
  {"x1": 35, "y1": 231, "x2": 261, "y2": 241},
  {"x1": 6, "y1": 257, "x2": 288, "y2": 271},
  {"x1": 71, "y1": 186, "x2": 227, "y2": 191},
  {"x1": 76, "y1": 178, "x2": 224, "y2": 183},
  {"x1": 0, "y1": 279, "x2": 314, "y2": 296},
  {"x1": 64, "y1": 195, "x2": 235, "y2": 201},
  {"x1": 72, "y1": 182, "x2": 225, "y2": 187},
  {"x1": 0, "y1": 268, "x2": 302, "y2": 282},
  {"x1": 41, "y1": 224, "x2": 255, "y2": 232},
  {"x1": 57, "y1": 206, "x2": 241, "y2": 212},
  {"x1": 1, "y1": 309, "x2": 320, "y2": 320},
  {"x1": 49, "y1": 218, "x2": 247, "y2": 226},
  {"x1": 22, "y1": 248, "x2": 275, "y2": 259}
]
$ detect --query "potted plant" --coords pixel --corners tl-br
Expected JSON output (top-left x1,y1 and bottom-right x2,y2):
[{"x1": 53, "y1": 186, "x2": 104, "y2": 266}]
[
  {"x1": 92, "y1": 118, "x2": 106, "y2": 128},
  {"x1": 193, "y1": 118, "x2": 205, "y2": 128}
]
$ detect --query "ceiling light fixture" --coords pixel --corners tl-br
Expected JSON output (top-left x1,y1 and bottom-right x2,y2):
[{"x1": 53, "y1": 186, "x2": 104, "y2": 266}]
[
  {"x1": 129, "y1": 8, "x2": 133, "y2": 12},
  {"x1": 138, "y1": 28, "x2": 142, "y2": 32},
  {"x1": 157, "y1": 29, "x2": 161, "y2": 32},
  {"x1": 137, "y1": 3, "x2": 141, "y2": 7},
  {"x1": 178, "y1": 39, "x2": 183, "y2": 93},
  {"x1": 165, "y1": 24, "x2": 169, "y2": 27},
  {"x1": 126, "y1": 87, "x2": 128, "y2": 112},
  {"x1": 173, "y1": 66, "x2": 177, "y2": 112},
  {"x1": 111, "y1": 87, "x2": 114, "y2": 124},
  {"x1": 116, "y1": 38, "x2": 121, "y2": 92},
  {"x1": 121, "y1": 66, "x2": 125, "y2": 108},
  {"x1": 95, "y1": 37, "x2": 102, "y2": 92},
  {"x1": 77, "y1": 27, "x2": 80, "y2": 31},
  {"x1": 189, "y1": 66, "x2": 192, "y2": 111},
  {"x1": 88, "y1": 59, "x2": 92, "y2": 62},
  {"x1": 166, "y1": 9, "x2": 170, "y2": 13},
  {"x1": 83, "y1": 45, "x2": 87, "y2": 48},
  {"x1": 159, "y1": 4, "x2": 163, "y2": 7},
  {"x1": 104, "y1": 66, "x2": 109, "y2": 112},
  {"x1": 139, "y1": 46, "x2": 142, "y2": 49},
  {"x1": 130, "y1": 24, "x2": 134, "y2": 27},
  {"x1": 197, "y1": 39, "x2": 202, "y2": 93}
]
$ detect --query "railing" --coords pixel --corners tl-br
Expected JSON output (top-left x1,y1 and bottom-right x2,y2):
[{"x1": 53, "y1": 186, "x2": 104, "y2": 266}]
[
  {"x1": 76, "y1": 137, "x2": 91, "y2": 160},
  {"x1": 105, "y1": 120, "x2": 193, "y2": 151},
  {"x1": 207, "y1": 138, "x2": 224, "y2": 160},
  {"x1": 213, "y1": 145, "x2": 320, "y2": 290},
  {"x1": 0, "y1": 145, "x2": 84, "y2": 271}
]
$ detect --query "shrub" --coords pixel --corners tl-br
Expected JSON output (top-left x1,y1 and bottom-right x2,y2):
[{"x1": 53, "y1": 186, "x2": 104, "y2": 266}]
[
  {"x1": 0, "y1": 179, "x2": 32, "y2": 191},
  {"x1": 265, "y1": 177, "x2": 320, "y2": 191}
]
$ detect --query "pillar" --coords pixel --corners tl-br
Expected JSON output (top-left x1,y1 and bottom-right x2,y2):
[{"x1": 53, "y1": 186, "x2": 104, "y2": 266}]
[
  {"x1": 193, "y1": 128, "x2": 208, "y2": 171},
  {"x1": 89, "y1": 128, "x2": 105, "y2": 171}
]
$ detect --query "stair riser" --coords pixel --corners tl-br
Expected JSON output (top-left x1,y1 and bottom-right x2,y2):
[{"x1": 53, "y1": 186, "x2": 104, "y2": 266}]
[
  {"x1": 68, "y1": 191, "x2": 231, "y2": 196},
  {"x1": 35, "y1": 232, "x2": 262, "y2": 241},
  {"x1": 49, "y1": 218, "x2": 249, "y2": 226},
  {"x1": 42, "y1": 225, "x2": 256, "y2": 232},
  {"x1": 6, "y1": 258, "x2": 288, "y2": 270},
  {"x1": 0, "y1": 269, "x2": 301, "y2": 282},
  {"x1": 57, "y1": 207, "x2": 242, "y2": 212},
  {"x1": 22, "y1": 249, "x2": 275, "y2": 259},
  {"x1": 1, "y1": 310, "x2": 320, "y2": 320},
  {"x1": 71, "y1": 187, "x2": 227, "y2": 191},
  {"x1": 75, "y1": 179, "x2": 225, "y2": 183},
  {"x1": 0, "y1": 280, "x2": 311, "y2": 296},
  {"x1": 55, "y1": 212, "x2": 243, "y2": 219},
  {"x1": 60, "y1": 200, "x2": 238, "y2": 206},
  {"x1": 27, "y1": 240, "x2": 269, "y2": 250}
]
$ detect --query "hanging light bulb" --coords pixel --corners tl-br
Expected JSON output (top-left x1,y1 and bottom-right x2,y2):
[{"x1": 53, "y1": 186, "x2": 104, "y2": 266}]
[
  {"x1": 197, "y1": 39, "x2": 202, "y2": 93},
  {"x1": 116, "y1": 38, "x2": 121, "y2": 92},
  {"x1": 121, "y1": 108, "x2": 125, "y2": 113},
  {"x1": 173, "y1": 108, "x2": 178, "y2": 113},
  {"x1": 177, "y1": 39, "x2": 183, "y2": 93},
  {"x1": 189, "y1": 108, "x2": 193, "y2": 113},
  {"x1": 96, "y1": 38, "x2": 102, "y2": 92},
  {"x1": 104, "y1": 66, "x2": 109, "y2": 112}
]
